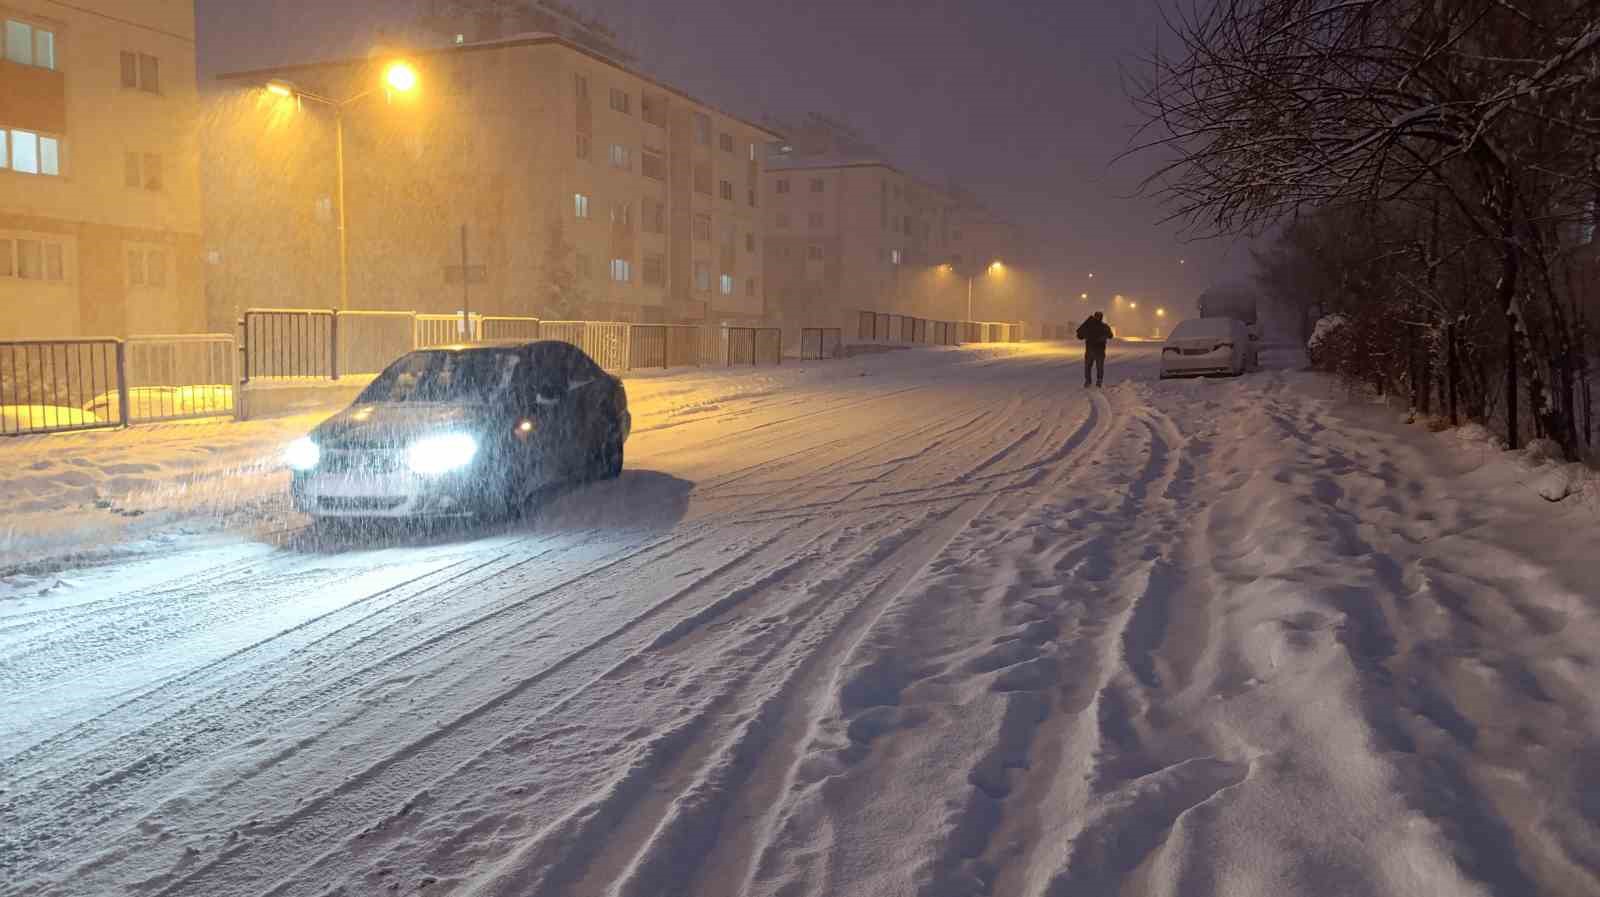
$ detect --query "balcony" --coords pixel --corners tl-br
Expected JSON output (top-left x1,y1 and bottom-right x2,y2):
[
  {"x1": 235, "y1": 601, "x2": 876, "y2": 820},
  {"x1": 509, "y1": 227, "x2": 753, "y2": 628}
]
[{"x1": 0, "y1": 58, "x2": 67, "y2": 134}]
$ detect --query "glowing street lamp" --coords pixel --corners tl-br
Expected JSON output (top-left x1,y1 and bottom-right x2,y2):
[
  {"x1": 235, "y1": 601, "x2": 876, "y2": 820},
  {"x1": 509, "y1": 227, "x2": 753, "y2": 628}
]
[
  {"x1": 260, "y1": 60, "x2": 420, "y2": 310},
  {"x1": 1130, "y1": 302, "x2": 1138, "y2": 310},
  {"x1": 1080, "y1": 292, "x2": 1088, "y2": 300},
  {"x1": 1156, "y1": 307, "x2": 1166, "y2": 317}
]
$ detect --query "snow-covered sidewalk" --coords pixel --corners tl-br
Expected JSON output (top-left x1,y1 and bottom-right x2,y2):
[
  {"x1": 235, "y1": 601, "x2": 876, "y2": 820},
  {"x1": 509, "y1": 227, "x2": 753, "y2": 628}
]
[{"x1": 3, "y1": 343, "x2": 1596, "y2": 897}]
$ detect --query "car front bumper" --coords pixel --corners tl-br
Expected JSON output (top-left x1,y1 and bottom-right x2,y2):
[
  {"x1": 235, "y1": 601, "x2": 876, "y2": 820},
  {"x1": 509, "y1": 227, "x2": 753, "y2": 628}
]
[
  {"x1": 291, "y1": 468, "x2": 500, "y2": 518},
  {"x1": 1161, "y1": 350, "x2": 1237, "y2": 377}
]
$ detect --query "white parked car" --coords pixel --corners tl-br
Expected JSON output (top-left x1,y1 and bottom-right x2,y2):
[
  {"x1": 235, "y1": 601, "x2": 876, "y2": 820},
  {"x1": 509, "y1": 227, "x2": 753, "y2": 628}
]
[{"x1": 1159, "y1": 317, "x2": 1258, "y2": 379}]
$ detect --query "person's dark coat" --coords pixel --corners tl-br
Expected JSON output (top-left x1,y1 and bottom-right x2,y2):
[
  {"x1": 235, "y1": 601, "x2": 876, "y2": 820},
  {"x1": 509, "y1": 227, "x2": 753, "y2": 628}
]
[{"x1": 1076, "y1": 317, "x2": 1114, "y2": 355}]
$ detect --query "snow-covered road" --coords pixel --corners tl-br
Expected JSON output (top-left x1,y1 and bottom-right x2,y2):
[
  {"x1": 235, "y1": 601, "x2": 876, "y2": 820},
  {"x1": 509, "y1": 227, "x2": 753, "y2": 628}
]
[{"x1": 4, "y1": 343, "x2": 1597, "y2": 897}]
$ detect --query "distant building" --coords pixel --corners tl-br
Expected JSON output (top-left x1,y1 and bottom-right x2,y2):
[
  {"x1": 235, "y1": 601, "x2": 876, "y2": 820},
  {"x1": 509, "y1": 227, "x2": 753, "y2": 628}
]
[
  {"x1": 1, "y1": 0, "x2": 204, "y2": 338},
  {"x1": 210, "y1": 32, "x2": 777, "y2": 326},
  {"x1": 762, "y1": 115, "x2": 1032, "y2": 335}
]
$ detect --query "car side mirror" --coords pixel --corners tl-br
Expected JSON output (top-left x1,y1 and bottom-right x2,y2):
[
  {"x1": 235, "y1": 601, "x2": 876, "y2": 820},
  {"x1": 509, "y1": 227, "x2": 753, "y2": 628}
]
[{"x1": 535, "y1": 384, "x2": 565, "y2": 405}]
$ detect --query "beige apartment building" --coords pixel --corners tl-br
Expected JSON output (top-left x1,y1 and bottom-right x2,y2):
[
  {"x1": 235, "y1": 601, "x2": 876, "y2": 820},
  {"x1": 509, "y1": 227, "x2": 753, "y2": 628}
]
[
  {"x1": 763, "y1": 140, "x2": 1033, "y2": 336},
  {"x1": 211, "y1": 33, "x2": 777, "y2": 327},
  {"x1": 0, "y1": 0, "x2": 204, "y2": 339}
]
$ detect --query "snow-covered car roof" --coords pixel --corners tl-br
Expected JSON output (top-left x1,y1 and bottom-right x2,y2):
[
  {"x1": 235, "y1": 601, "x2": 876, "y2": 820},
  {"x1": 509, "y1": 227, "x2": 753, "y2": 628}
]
[{"x1": 1167, "y1": 317, "x2": 1239, "y2": 340}]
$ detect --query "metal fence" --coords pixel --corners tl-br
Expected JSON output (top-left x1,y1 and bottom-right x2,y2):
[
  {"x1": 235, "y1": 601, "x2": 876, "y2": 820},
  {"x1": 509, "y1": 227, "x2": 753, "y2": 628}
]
[
  {"x1": 118, "y1": 334, "x2": 236, "y2": 423},
  {"x1": 1, "y1": 339, "x2": 126, "y2": 435},
  {"x1": 479, "y1": 315, "x2": 541, "y2": 342},
  {"x1": 336, "y1": 310, "x2": 415, "y2": 377},
  {"x1": 241, "y1": 308, "x2": 336, "y2": 380},
  {"x1": 726, "y1": 328, "x2": 782, "y2": 366},
  {"x1": 800, "y1": 327, "x2": 843, "y2": 360},
  {"x1": 855, "y1": 310, "x2": 1032, "y2": 346},
  {"x1": 630, "y1": 324, "x2": 708, "y2": 369}
]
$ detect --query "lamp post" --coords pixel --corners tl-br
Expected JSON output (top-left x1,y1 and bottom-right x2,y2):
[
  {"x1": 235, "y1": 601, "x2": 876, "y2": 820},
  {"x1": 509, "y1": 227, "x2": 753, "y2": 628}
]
[
  {"x1": 264, "y1": 61, "x2": 419, "y2": 311},
  {"x1": 948, "y1": 259, "x2": 1003, "y2": 321}
]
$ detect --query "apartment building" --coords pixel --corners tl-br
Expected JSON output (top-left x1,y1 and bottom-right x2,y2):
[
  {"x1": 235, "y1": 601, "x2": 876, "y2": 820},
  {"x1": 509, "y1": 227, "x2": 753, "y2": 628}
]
[
  {"x1": 762, "y1": 122, "x2": 1032, "y2": 333},
  {"x1": 0, "y1": 0, "x2": 203, "y2": 339},
  {"x1": 212, "y1": 33, "x2": 776, "y2": 326}
]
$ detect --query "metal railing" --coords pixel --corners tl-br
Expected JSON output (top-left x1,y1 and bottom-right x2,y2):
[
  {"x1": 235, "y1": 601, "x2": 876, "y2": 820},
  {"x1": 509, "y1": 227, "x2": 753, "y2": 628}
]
[
  {"x1": 478, "y1": 315, "x2": 541, "y2": 342},
  {"x1": 726, "y1": 327, "x2": 782, "y2": 366},
  {"x1": 118, "y1": 334, "x2": 236, "y2": 422},
  {"x1": 241, "y1": 308, "x2": 336, "y2": 380},
  {"x1": 630, "y1": 324, "x2": 707, "y2": 369},
  {"x1": 539, "y1": 321, "x2": 631, "y2": 372},
  {"x1": 1, "y1": 339, "x2": 126, "y2": 435},
  {"x1": 800, "y1": 327, "x2": 843, "y2": 360},
  {"x1": 336, "y1": 310, "x2": 415, "y2": 377}
]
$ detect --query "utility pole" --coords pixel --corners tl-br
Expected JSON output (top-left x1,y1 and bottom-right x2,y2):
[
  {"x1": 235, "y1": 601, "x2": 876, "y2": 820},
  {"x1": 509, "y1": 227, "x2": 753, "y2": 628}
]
[{"x1": 460, "y1": 223, "x2": 471, "y2": 326}]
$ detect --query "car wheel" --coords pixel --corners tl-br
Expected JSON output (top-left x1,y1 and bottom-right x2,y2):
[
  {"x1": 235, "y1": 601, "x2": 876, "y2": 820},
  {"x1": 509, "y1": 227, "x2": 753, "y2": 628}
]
[{"x1": 599, "y1": 433, "x2": 624, "y2": 480}]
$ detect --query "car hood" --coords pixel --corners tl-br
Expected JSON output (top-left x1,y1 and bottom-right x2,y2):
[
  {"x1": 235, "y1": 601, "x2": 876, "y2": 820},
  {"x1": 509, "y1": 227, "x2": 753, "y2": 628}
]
[{"x1": 312, "y1": 403, "x2": 505, "y2": 449}]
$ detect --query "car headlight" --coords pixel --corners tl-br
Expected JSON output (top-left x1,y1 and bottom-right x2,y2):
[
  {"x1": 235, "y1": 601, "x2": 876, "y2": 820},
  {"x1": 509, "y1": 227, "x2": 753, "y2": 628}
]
[
  {"x1": 406, "y1": 433, "x2": 479, "y2": 475},
  {"x1": 285, "y1": 436, "x2": 321, "y2": 471}
]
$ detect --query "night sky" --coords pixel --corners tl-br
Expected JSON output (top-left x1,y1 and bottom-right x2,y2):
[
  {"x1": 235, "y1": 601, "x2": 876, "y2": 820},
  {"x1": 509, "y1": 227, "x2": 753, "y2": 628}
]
[{"x1": 197, "y1": 0, "x2": 1252, "y2": 315}]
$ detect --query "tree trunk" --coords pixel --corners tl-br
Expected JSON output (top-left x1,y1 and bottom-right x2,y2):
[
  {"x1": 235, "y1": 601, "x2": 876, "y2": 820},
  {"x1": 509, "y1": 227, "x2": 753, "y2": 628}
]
[
  {"x1": 1498, "y1": 230, "x2": 1520, "y2": 450},
  {"x1": 1447, "y1": 321, "x2": 1460, "y2": 426}
]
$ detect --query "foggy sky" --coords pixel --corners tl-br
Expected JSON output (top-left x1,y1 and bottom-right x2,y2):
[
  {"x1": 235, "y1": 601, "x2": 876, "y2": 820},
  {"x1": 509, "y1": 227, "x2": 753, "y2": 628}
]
[{"x1": 197, "y1": 0, "x2": 1251, "y2": 314}]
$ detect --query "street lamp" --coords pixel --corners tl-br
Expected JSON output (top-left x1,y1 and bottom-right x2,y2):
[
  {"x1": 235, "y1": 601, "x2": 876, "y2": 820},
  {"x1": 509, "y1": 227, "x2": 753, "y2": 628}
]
[
  {"x1": 1156, "y1": 307, "x2": 1166, "y2": 317},
  {"x1": 262, "y1": 61, "x2": 420, "y2": 311}
]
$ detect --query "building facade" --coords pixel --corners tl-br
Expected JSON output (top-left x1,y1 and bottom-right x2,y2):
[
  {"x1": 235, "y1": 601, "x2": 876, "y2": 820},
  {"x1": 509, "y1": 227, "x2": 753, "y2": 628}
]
[
  {"x1": 762, "y1": 127, "x2": 1034, "y2": 335},
  {"x1": 211, "y1": 34, "x2": 776, "y2": 327},
  {"x1": 0, "y1": 0, "x2": 204, "y2": 339}
]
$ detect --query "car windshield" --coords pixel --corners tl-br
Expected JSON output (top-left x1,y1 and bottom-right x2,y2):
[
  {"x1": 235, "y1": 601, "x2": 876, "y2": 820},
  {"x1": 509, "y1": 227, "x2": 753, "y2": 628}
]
[
  {"x1": 357, "y1": 350, "x2": 522, "y2": 404},
  {"x1": 1170, "y1": 318, "x2": 1234, "y2": 341}
]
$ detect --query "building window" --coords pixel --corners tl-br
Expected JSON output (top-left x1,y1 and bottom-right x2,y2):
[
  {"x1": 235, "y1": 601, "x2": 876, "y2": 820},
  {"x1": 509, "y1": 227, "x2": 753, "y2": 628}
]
[
  {"x1": 121, "y1": 52, "x2": 161, "y2": 93},
  {"x1": 128, "y1": 246, "x2": 167, "y2": 288},
  {"x1": 749, "y1": 143, "x2": 757, "y2": 162},
  {"x1": 693, "y1": 113, "x2": 711, "y2": 145},
  {"x1": 720, "y1": 273, "x2": 734, "y2": 295},
  {"x1": 719, "y1": 179, "x2": 734, "y2": 201},
  {"x1": 693, "y1": 213, "x2": 712, "y2": 241},
  {"x1": 641, "y1": 148, "x2": 666, "y2": 181},
  {"x1": 577, "y1": 133, "x2": 591, "y2": 160},
  {"x1": 748, "y1": 188, "x2": 757, "y2": 208},
  {"x1": 776, "y1": 178, "x2": 790, "y2": 195},
  {"x1": 609, "y1": 143, "x2": 631, "y2": 170},
  {"x1": 609, "y1": 88, "x2": 631, "y2": 114},
  {"x1": 610, "y1": 258, "x2": 631, "y2": 282},
  {"x1": 694, "y1": 261, "x2": 711, "y2": 292},
  {"x1": 745, "y1": 277, "x2": 756, "y2": 298},
  {"x1": 574, "y1": 193, "x2": 591, "y2": 219},
  {"x1": 693, "y1": 162, "x2": 712, "y2": 195},
  {"x1": 3, "y1": 19, "x2": 55, "y2": 70},
  {"x1": 643, "y1": 252, "x2": 665, "y2": 286},
  {"x1": 610, "y1": 201, "x2": 632, "y2": 227},
  {"x1": 575, "y1": 251, "x2": 591, "y2": 279},
  {"x1": 810, "y1": 178, "x2": 825, "y2": 193},
  {"x1": 1, "y1": 237, "x2": 66, "y2": 281},
  {"x1": 807, "y1": 244, "x2": 824, "y2": 261},
  {"x1": 643, "y1": 198, "x2": 667, "y2": 234},
  {"x1": 641, "y1": 93, "x2": 666, "y2": 127},
  {"x1": 808, "y1": 212, "x2": 824, "y2": 229},
  {"x1": 123, "y1": 152, "x2": 161, "y2": 190},
  {"x1": 745, "y1": 232, "x2": 755, "y2": 253},
  {"x1": 719, "y1": 133, "x2": 734, "y2": 153},
  {"x1": 776, "y1": 211, "x2": 790, "y2": 229},
  {"x1": 891, "y1": 249, "x2": 903, "y2": 265},
  {"x1": 2, "y1": 130, "x2": 60, "y2": 176},
  {"x1": 573, "y1": 73, "x2": 589, "y2": 100}
]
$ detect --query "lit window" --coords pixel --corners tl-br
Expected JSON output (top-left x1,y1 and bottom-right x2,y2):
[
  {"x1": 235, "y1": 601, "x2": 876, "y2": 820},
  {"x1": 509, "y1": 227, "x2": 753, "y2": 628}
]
[
  {"x1": 574, "y1": 193, "x2": 591, "y2": 219},
  {"x1": 891, "y1": 249, "x2": 903, "y2": 265},
  {"x1": 720, "y1": 274, "x2": 734, "y2": 295},
  {"x1": 749, "y1": 143, "x2": 757, "y2": 162},
  {"x1": 9, "y1": 130, "x2": 39, "y2": 174},
  {"x1": 5, "y1": 20, "x2": 55, "y2": 70},
  {"x1": 609, "y1": 143, "x2": 630, "y2": 170},
  {"x1": 610, "y1": 258, "x2": 631, "y2": 282},
  {"x1": 39, "y1": 136, "x2": 58, "y2": 176}
]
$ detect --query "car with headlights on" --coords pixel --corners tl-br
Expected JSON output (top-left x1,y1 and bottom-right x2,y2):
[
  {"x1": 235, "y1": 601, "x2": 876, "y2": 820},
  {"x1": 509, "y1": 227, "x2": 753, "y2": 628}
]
[
  {"x1": 1159, "y1": 316, "x2": 1258, "y2": 379},
  {"x1": 286, "y1": 340, "x2": 630, "y2": 519}
]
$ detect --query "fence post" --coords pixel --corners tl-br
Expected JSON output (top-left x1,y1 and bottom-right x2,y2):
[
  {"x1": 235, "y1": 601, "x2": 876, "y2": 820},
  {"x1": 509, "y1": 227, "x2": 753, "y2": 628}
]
[
  {"x1": 329, "y1": 310, "x2": 341, "y2": 381},
  {"x1": 114, "y1": 339, "x2": 130, "y2": 428}
]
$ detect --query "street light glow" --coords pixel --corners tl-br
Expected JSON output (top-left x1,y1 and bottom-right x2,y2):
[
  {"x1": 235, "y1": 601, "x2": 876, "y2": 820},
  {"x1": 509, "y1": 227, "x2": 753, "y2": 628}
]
[
  {"x1": 385, "y1": 61, "x2": 420, "y2": 93},
  {"x1": 1130, "y1": 302, "x2": 1138, "y2": 309},
  {"x1": 1080, "y1": 292, "x2": 1088, "y2": 300},
  {"x1": 266, "y1": 80, "x2": 295, "y2": 98},
  {"x1": 1157, "y1": 308, "x2": 1167, "y2": 317}
]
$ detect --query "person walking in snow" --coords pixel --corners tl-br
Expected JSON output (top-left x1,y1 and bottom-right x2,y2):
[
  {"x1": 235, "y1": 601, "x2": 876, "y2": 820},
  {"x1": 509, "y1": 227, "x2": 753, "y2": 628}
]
[{"x1": 1076, "y1": 311, "x2": 1114, "y2": 387}]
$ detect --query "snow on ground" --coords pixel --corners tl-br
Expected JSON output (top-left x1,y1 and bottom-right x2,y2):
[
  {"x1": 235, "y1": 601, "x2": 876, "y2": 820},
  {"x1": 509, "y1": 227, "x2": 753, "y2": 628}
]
[{"x1": 2, "y1": 341, "x2": 1597, "y2": 897}]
